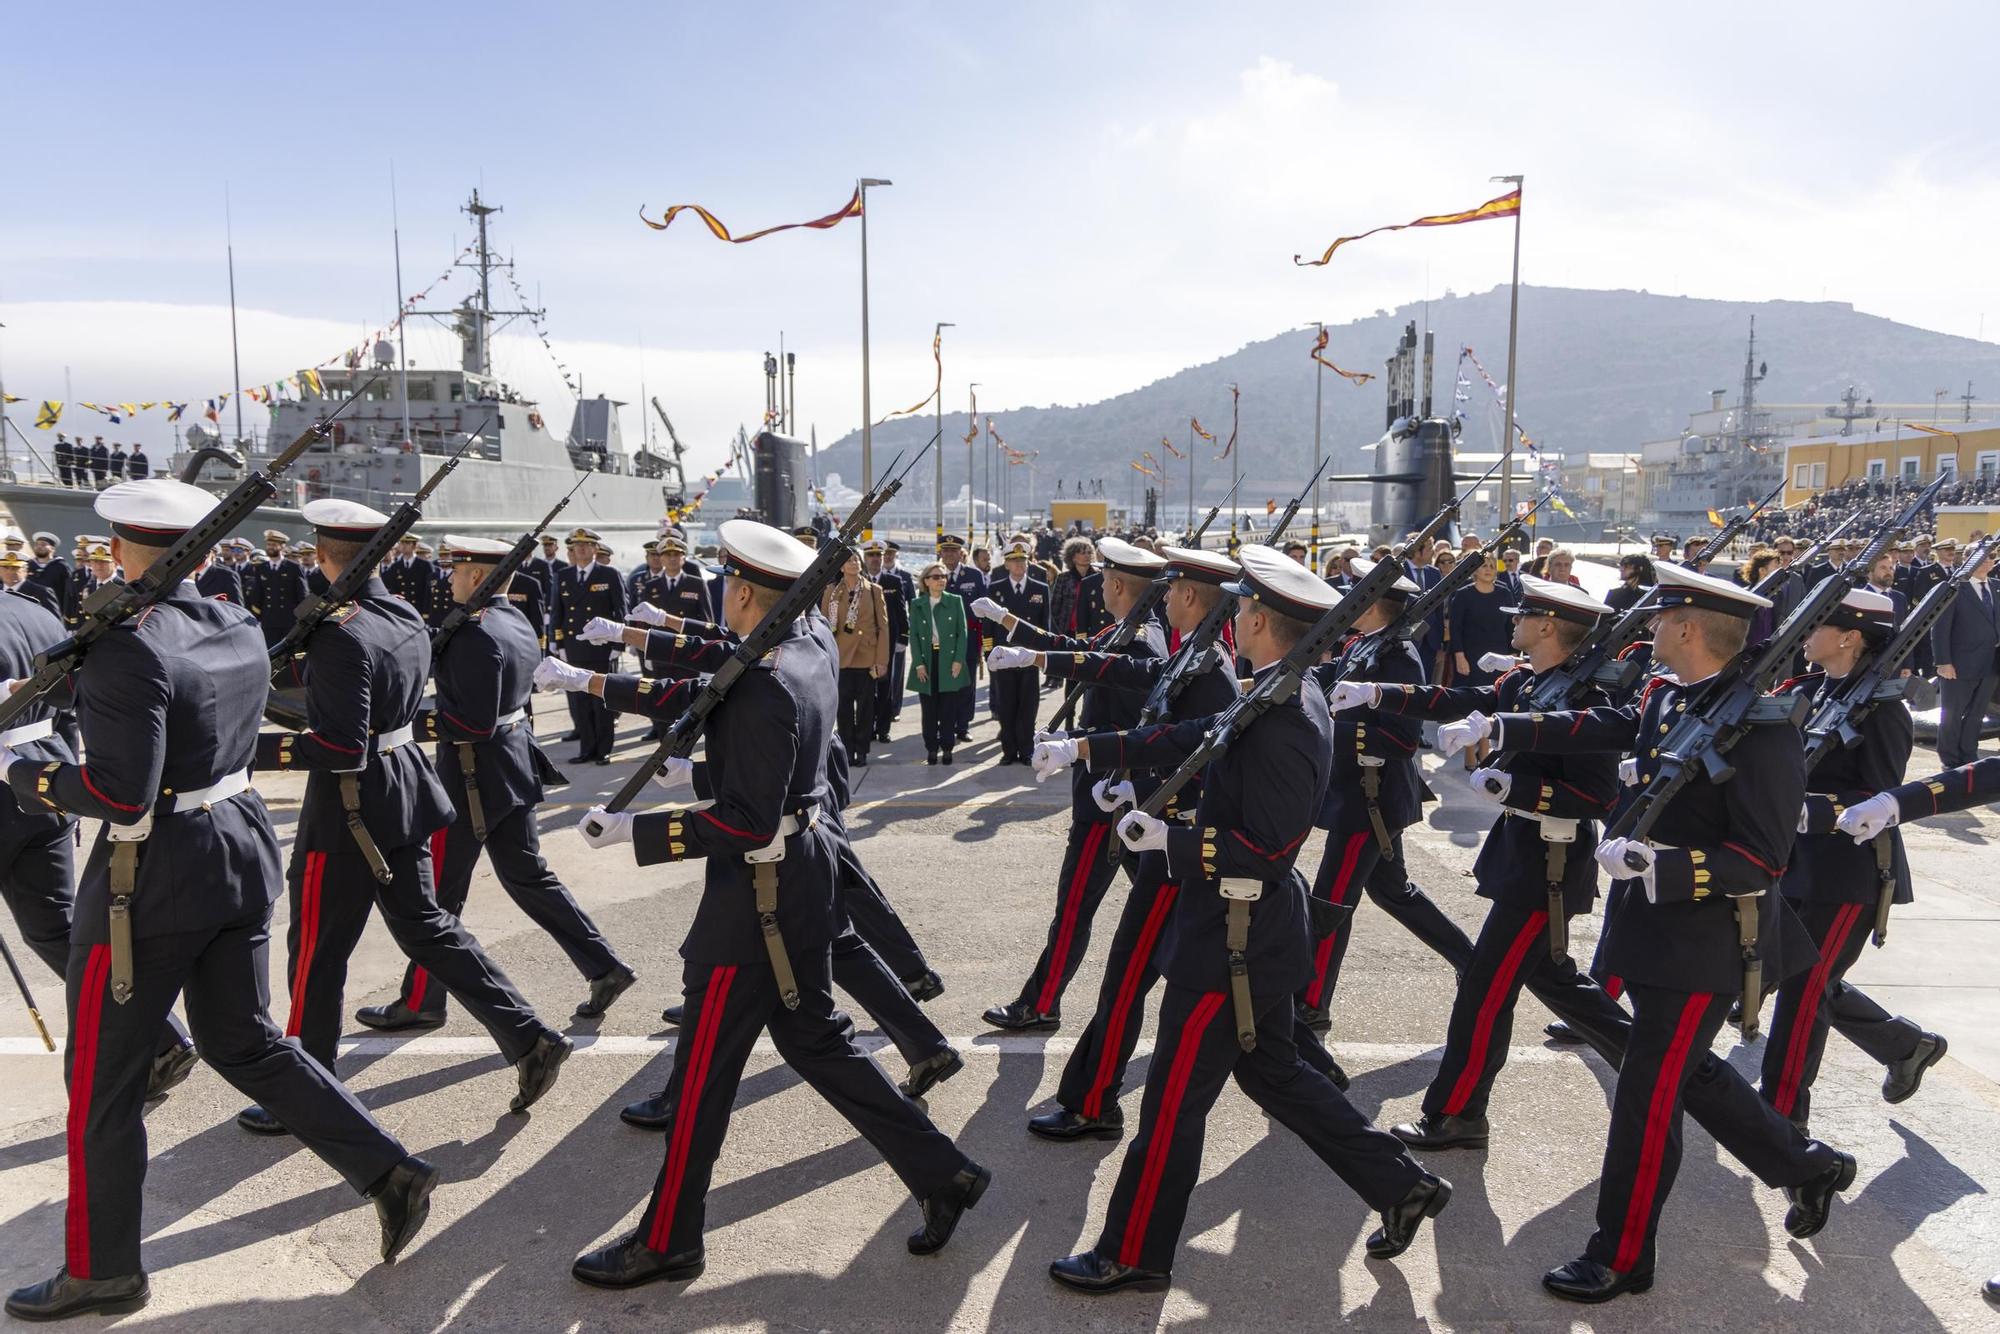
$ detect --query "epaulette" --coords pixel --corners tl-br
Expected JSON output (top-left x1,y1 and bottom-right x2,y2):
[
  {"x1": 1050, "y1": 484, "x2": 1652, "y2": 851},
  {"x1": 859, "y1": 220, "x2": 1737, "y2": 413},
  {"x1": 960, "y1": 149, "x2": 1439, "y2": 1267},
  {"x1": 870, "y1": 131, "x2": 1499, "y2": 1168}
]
[{"x1": 329, "y1": 603, "x2": 362, "y2": 625}]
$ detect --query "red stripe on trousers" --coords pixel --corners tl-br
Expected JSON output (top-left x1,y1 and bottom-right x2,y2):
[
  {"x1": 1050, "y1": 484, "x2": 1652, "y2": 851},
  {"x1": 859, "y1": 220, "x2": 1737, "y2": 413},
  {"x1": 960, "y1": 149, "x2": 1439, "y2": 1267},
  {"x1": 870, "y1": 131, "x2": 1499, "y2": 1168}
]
[
  {"x1": 1772, "y1": 902, "x2": 1865, "y2": 1117},
  {"x1": 1119, "y1": 990, "x2": 1226, "y2": 1268},
  {"x1": 1081, "y1": 883, "x2": 1180, "y2": 1119},
  {"x1": 1036, "y1": 821, "x2": 1110, "y2": 1014},
  {"x1": 285, "y1": 852, "x2": 327, "y2": 1038},
  {"x1": 66, "y1": 944, "x2": 112, "y2": 1278},
  {"x1": 1304, "y1": 832, "x2": 1371, "y2": 1007},
  {"x1": 407, "y1": 828, "x2": 450, "y2": 1010},
  {"x1": 1442, "y1": 911, "x2": 1547, "y2": 1115},
  {"x1": 646, "y1": 965, "x2": 736, "y2": 1253},
  {"x1": 1613, "y1": 991, "x2": 1712, "y2": 1272}
]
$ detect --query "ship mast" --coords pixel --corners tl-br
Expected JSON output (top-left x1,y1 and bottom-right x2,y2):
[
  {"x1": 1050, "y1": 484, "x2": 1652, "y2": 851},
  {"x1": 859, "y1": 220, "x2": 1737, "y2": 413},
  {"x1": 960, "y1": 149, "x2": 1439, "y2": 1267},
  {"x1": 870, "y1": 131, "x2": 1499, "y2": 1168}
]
[{"x1": 410, "y1": 190, "x2": 540, "y2": 379}]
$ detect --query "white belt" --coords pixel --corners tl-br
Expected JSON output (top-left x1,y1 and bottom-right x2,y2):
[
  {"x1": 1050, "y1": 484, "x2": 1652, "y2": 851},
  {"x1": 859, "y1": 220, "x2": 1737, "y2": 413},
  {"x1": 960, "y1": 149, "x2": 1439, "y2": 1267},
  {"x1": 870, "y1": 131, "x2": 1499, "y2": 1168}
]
[
  {"x1": 1507, "y1": 810, "x2": 1580, "y2": 842},
  {"x1": 495, "y1": 708, "x2": 526, "y2": 728},
  {"x1": 168, "y1": 768, "x2": 252, "y2": 813},
  {"x1": 0, "y1": 719, "x2": 54, "y2": 747},
  {"x1": 744, "y1": 807, "x2": 822, "y2": 864},
  {"x1": 375, "y1": 724, "x2": 416, "y2": 752},
  {"x1": 1218, "y1": 876, "x2": 1263, "y2": 902}
]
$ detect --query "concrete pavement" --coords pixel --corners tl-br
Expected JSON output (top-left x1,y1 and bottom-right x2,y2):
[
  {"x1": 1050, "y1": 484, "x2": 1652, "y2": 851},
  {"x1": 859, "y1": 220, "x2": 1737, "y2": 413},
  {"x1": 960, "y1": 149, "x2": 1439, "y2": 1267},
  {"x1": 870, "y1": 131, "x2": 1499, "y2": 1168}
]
[{"x1": 1, "y1": 688, "x2": 1997, "y2": 1331}]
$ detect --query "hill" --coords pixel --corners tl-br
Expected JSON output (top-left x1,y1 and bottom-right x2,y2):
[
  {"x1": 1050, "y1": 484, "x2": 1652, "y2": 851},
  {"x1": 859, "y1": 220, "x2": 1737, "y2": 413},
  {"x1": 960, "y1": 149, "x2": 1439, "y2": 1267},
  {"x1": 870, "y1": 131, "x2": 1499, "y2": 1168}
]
[{"x1": 815, "y1": 285, "x2": 2000, "y2": 515}]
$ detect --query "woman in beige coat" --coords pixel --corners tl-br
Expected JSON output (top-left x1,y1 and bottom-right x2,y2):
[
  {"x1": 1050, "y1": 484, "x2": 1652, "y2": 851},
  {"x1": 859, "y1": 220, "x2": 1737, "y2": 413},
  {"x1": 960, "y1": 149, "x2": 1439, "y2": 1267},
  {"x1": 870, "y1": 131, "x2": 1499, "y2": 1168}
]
[{"x1": 822, "y1": 552, "x2": 890, "y2": 764}]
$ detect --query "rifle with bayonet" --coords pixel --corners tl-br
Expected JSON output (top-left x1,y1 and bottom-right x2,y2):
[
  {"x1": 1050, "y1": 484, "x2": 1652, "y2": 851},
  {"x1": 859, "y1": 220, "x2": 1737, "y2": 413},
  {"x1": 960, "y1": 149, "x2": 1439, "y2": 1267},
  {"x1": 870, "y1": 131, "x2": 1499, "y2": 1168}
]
[
  {"x1": 1099, "y1": 459, "x2": 1494, "y2": 1050},
  {"x1": 0, "y1": 381, "x2": 378, "y2": 738},
  {"x1": 1689, "y1": 478, "x2": 1786, "y2": 569},
  {"x1": 599, "y1": 432, "x2": 939, "y2": 815},
  {"x1": 1042, "y1": 475, "x2": 1244, "y2": 732},
  {"x1": 1179, "y1": 474, "x2": 1245, "y2": 550},
  {"x1": 431, "y1": 467, "x2": 590, "y2": 658},
  {"x1": 1385, "y1": 490, "x2": 1550, "y2": 646},
  {"x1": 1603, "y1": 470, "x2": 1949, "y2": 1037},
  {"x1": 1263, "y1": 456, "x2": 1332, "y2": 549},
  {"x1": 1801, "y1": 530, "x2": 2000, "y2": 947}
]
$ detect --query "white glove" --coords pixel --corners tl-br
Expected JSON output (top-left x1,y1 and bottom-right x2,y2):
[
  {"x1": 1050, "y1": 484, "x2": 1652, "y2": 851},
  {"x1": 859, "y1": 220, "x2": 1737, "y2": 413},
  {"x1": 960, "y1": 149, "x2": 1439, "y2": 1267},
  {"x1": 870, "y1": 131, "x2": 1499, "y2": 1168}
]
[
  {"x1": 971, "y1": 596, "x2": 1007, "y2": 623},
  {"x1": 628, "y1": 602, "x2": 670, "y2": 628},
  {"x1": 1836, "y1": 792, "x2": 1899, "y2": 843},
  {"x1": 1033, "y1": 729, "x2": 1061, "y2": 746},
  {"x1": 1594, "y1": 837, "x2": 1657, "y2": 900},
  {"x1": 987, "y1": 645, "x2": 1037, "y2": 670},
  {"x1": 1618, "y1": 756, "x2": 1640, "y2": 786},
  {"x1": 1478, "y1": 652, "x2": 1519, "y2": 674},
  {"x1": 1031, "y1": 736, "x2": 1080, "y2": 781},
  {"x1": 1117, "y1": 809, "x2": 1170, "y2": 852},
  {"x1": 579, "y1": 616, "x2": 627, "y2": 646},
  {"x1": 1437, "y1": 710, "x2": 1493, "y2": 759},
  {"x1": 0, "y1": 741, "x2": 18, "y2": 784},
  {"x1": 578, "y1": 805, "x2": 634, "y2": 848},
  {"x1": 1091, "y1": 776, "x2": 1137, "y2": 813},
  {"x1": 534, "y1": 656, "x2": 594, "y2": 693},
  {"x1": 1324, "y1": 681, "x2": 1379, "y2": 714},
  {"x1": 1798, "y1": 803, "x2": 1812, "y2": 834},
  {"x1": 653, "y1": 755, "x2": 694, "y2": 790},
  {"x1": 1467, "y1": 766, "x2": 1511, "y2": 806}
]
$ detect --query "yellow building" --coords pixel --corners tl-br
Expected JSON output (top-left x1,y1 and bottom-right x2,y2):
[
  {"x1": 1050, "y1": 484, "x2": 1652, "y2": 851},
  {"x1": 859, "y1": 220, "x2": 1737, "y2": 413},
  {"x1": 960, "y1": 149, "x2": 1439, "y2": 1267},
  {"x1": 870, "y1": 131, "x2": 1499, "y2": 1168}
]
[{"x1": 1783, "y1": 421, "x2": 2000, "y2": 508}]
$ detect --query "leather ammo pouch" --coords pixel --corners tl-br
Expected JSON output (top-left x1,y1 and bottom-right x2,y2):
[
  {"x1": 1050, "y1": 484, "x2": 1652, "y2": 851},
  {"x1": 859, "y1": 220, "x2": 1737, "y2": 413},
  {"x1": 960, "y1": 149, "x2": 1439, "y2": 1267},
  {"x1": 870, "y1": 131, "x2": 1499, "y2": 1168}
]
[
  {"x1": 1219, "y1": 877, "x2": 1261, "y2": 1052},
  {"x1": 742, "y1": 806, "x2": 821, "y2": 1010}
]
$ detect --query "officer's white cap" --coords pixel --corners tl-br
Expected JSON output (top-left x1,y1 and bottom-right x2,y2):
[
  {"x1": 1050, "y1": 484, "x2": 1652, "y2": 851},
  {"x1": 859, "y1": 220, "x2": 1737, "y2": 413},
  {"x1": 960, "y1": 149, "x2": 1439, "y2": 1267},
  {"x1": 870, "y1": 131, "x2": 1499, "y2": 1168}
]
[
  {"x1": 719, "y1": 518, "x2": 816, "y2": 591},
  {"x1": 1503, "y1": 573, "x2": 1613, "y2": 625},
  {"x1": 1653, "y1": 562, "x2": 1772, "y2": 618},
  {"x1": 442, "y1": 534, "x2": 512, "y2": 562},
  {"x1": 1158, "y1": 544, "x2": 1237, "y2": 586},
  {"x1": 1347, "y1": 557, "x2": 1422, "y2": 597},
  {"x1": 302, "y1": 498, "x2": 391, "y2": 540},
  {"x1": 94, "y1": 479, "x2": 214, "y2": 542},
  {"x1": 1226, "y1": 543, "x2": 1339, "y2": 620},
  {"x1": 1096, "y1": 536, "x2": 1167, "y2": 578}
]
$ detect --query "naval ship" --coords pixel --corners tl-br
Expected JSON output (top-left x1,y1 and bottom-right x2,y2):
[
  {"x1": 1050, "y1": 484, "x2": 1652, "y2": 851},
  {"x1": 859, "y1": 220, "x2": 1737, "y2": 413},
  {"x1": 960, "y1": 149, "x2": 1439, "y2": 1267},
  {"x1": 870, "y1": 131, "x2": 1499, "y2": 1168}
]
[{"x1": 0, "y1": 192, "x2": 679, "y2": 549}]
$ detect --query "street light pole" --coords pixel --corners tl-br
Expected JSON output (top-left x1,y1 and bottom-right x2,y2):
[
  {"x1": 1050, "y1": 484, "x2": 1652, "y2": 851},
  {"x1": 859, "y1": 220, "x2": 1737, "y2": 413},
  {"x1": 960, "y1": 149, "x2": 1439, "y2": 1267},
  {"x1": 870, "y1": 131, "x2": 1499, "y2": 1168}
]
[
  {"x1": 934, "y1": 321, "x2": 954, "y2": 545},
  {"x1": 1494, "y1": 173, "x2": 1524, "y2": 525},
  {"x1": 966, "y1": 383, "x2": 979, "y2": 541},
  {"x1": 858, "y1": 178, "x2": 891, "y2": 523},
  {"x1": 1312, "y1": 320, "x2": 1324, "y2": 565}
]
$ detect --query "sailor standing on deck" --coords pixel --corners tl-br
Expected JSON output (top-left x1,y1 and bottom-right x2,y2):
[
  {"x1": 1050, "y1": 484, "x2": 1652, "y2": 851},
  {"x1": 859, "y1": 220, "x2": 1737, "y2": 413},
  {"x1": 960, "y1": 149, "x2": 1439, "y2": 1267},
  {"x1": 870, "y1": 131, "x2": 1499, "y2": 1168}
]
[
  {"x1": 3, "y1": 480, "x2": 437, "y2": 1323},
  {"x1": 566, "y1": 519, "x2": 989, "y2": 1289},
  {"x1": 1038, "y1": 546, "x2": 1449, "y2": 1294},
  {"x1": 357, "y1": 534, "x2": 638, "y2": 1034},
  {"x1": 239, "y1": 498, "x2": 572, "y2": 1136},
  {"x1": 26, "y1": 531, "x2": 71, "y2": 612}
]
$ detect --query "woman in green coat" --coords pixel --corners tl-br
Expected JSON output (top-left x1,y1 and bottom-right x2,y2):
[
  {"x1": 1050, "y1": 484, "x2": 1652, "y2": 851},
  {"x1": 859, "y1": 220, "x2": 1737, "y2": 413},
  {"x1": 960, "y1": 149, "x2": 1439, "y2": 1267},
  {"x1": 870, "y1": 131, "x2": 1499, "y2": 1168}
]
[{"x1": 906, "y1": 562, "x2": 969, "y2": 764}]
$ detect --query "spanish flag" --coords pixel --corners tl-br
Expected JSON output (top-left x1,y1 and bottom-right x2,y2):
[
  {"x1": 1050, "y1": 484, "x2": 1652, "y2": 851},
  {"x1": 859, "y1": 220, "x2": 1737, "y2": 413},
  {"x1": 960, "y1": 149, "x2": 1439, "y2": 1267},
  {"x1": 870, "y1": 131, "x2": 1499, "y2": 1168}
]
[
  {"x1": 1707, "y1": 508, "x2": 1726, "y2": 529},
  {"x1": 640, "y1": 187, "x2": 864, "y2": 241},
  {"x1": 1191, "y1": 417, "x2": 1214, "y2": 442},
  {"x1": 1310, "y1": 327, "x2": 1374, "y2": 385},
  {"x1": 1295, "y1": 187, "x2": 1521, "y2": 267},
  {"x1": 301, "y1": 368, "x2": 324, "y2": 396},
  {"x1": 1161, "y1": 434, "x2": 1184, "y2": 460},
  {"x1": 33, "y1": 401, "x2": 61, "y2": 429}
]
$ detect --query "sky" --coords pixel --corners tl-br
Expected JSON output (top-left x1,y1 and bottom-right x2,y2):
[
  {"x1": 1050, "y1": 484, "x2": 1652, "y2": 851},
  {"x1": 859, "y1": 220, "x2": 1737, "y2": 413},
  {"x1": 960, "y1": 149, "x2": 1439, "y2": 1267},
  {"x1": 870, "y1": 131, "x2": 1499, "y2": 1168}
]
[{"x1": 4, "y1": 1, "x2": 1998, "y2": 475}]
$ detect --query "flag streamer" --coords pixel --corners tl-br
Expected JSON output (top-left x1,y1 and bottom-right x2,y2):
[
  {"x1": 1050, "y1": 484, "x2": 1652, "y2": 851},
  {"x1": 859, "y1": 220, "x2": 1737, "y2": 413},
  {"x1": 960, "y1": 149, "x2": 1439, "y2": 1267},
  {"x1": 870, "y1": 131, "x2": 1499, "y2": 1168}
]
[
  {"x1": 1190, "y1": 417, "x2": 1214, "y2": 443},
  {"x1": 880, "y1": 329, "x2": 944, "y2": 423},
  {"x1": 1219, "y1": 385, "x2": 1240, "y2": 460},
  {"x1": 1294, "y1": 187, "x2": 1520, "y2": 267},
  {"x1": 640, "y1": 188, "x2": 864, "y2": 241},
  {"x1": 1310, "y1": 327, "x2": 1375, "y2": 385}
]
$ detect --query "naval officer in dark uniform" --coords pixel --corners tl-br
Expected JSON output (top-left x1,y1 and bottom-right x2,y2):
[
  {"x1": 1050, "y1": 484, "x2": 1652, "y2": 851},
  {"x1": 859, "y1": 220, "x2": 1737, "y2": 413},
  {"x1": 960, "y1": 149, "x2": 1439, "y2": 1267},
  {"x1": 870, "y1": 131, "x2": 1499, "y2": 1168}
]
[
  {"x1": 3, "y1": 480, "x2": 435, "y2": 1323},
  {"x1": 1023, "y1": 543, "x2": 1242, "y2": 1140},
  {"x1": 1327, "y1": 576, "x2": 1621, "y2": 1149},
  {"x1": 979, "y1": 539, "x2": 1049, "y2": 763},
  {"x1": 567, "y1": 519, "x2": 988, "y2": 1289},
  {"x1": 1036, "y1": 547, "x2": 1449, "y2": 1293},
  {"x1": 252, "y1": 529, "x2": 308, "y2": 648},
  {"x1": 358, "y1": 535, "x2": 636, "y2": 1033},
  {"x1": 241, "y1": 499, "x2": 571, "y2": 1135},
  {"x1": 1463, "y1": 561, "x2": 1857, "y2": 1302},
  {"x1": 552, "y1": 525, "x2": 626, "y2": 763},
  {"x1": 975, "y1": 536, "x2": 1166, "y2": 1031},
  {"x1": 2, "y1": 552, "x2": 64, "y2": 617}
]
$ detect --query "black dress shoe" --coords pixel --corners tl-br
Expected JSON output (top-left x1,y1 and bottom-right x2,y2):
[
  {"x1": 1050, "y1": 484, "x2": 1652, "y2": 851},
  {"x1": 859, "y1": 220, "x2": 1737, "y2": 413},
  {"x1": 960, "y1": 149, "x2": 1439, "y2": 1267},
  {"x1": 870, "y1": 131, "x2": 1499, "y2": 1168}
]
[
  {"x1": 1783, "y1": 1150, "x2": 1857, "y2": 1238},
  {"x1": 940, "y1": 749, "x2": 954, "y2": 764},
  {"x1": 661, "y1": 1003, "x2": 686, "y2": 1026},
  {"x1": 620, "y1": 1092, "x2": 676, "y2": 1130},
  {"x1": 1391, "y1": 1113, "x2": 1490, "y2": 1150},
  {"x1": 237, "y1": 1103, "x2": 291, "y2": 1136},
  {"x1": 852, "y1": 753, "x2": 869, "y2": 766},
  {"x1": 925, "y1": 751, "x2": 938, "y2": 765},
  {"x1": 1543, "y1": 1256, "x2": 1653, "y2": 1303},
  {"x1": 1882, "y1": 1032, "x2": 1947, "y2": 1104},
  {"x1": 982, "y1": 1000, "x2": 1059, "y2": 1031},
  {"x1": 1985, "y1": 1271, "x2": 1999, "y2": 1304},
  {"x1": 575, "y1": 965, "x2": 638, "y2": 1018},
  {"x1": 1544, "y1": 1020, "x2": 1584, "y2": 1044},
  {"x1": 901, "y1": 1048, "x2": 964, "y2": 1100},
  {"x1": 370, "y1": 1155, "x2": 440, "y2": 1262},
  {"x1": 145, "y1": 1042, "x2": 200, "y2": 1103},
  {"x1": 1365, "y1": 1173, "x2": 1451, "y2": 1259},
  {"x1": 572, "y1": 1234, "x2": 705, "y2": 1288},
  {"x1": 1028, "y1": 1107, "x2": 1124, "y2": 1142},
  {"x1": 511, "y1": 1032, "x2": 573, "y2": 1113},
  {"x1": 5, "y1": 1269, "x2": 150, "y2": 1321},
  {"x1": 1294, "y1": 1001, "x2": 1332, "y2": 1034},
  {"x1": 909, "y1": 1163, "x2": 991, "y2": 1255},
  {"x1": 356, "y1": 1000, "x2": 446, "y2": 1032},
  {"x1": 904, "y1": 970, "x2": 945, "y2": 1003},
  {"x1": 1048, "y1": 1251, "x2": 1170, "y2": 1295},
  {"x1": 592, "y1": 756, "x2": 611, "y2": 766},
  {"x1": 569, "y1": 753, "x2": 592, "y2": 764}
]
